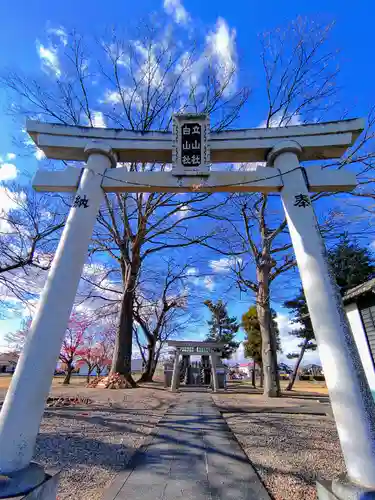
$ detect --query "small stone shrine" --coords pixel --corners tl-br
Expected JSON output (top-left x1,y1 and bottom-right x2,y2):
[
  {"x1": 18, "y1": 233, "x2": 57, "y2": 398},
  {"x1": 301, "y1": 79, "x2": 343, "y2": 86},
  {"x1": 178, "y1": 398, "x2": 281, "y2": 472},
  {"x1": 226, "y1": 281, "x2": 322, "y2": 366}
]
[{"x1": 165, "y1": 341, "x2": 227, "y2": 392}]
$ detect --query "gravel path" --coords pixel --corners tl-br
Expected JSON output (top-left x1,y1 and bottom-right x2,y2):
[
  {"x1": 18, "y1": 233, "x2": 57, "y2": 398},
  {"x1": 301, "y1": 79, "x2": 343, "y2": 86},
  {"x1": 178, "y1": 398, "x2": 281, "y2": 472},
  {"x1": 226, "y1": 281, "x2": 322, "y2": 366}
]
[
  {"x1": 213, "y1": 394, "x2": 345, "y2": 500},
  {"x1": 32, "y1": 387, "x2": 176, "y2": 500}
]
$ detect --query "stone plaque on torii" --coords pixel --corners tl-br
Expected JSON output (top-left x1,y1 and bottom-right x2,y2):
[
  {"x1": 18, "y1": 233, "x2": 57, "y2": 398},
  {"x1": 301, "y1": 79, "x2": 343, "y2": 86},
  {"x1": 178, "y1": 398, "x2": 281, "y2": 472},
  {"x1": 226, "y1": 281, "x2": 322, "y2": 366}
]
[{"x1": 0, "y1": 115, "x2": 374, "y2": 500}]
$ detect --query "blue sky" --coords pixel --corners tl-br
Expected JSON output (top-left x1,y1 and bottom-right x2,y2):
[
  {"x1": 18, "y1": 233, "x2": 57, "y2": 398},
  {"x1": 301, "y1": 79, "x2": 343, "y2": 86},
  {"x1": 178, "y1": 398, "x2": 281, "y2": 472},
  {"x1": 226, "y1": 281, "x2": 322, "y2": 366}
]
[{"x1": 0, "y1": 0, "x2": 374, "y2": 363}]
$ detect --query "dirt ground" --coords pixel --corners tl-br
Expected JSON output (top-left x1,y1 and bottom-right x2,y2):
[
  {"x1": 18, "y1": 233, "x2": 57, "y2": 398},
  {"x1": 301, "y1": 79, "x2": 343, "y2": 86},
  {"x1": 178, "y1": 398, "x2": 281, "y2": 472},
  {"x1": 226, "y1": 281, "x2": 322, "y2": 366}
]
[
  {"x1": 36, "y1": 385, "x2": 176, "y2": 500},
  {"x1": 0, "y1": 374, "x2": 328, "y2": 393},
  {"x1": 0, "y1": 377, "x2": 337, "y2": 499},
  {"x1": 213, "y1": 392, "x2": 343, "y2": 500}
]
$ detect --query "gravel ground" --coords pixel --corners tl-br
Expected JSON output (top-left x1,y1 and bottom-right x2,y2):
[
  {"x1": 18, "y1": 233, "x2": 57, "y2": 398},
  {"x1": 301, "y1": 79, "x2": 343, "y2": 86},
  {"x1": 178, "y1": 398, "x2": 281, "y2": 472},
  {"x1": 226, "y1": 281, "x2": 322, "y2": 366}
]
[
  {"x1": 213, "y1": 394, "x2": 345, "y2": 500},
  {"x1": 32, "y1": 387, "x2": 176, "y2": 500}
]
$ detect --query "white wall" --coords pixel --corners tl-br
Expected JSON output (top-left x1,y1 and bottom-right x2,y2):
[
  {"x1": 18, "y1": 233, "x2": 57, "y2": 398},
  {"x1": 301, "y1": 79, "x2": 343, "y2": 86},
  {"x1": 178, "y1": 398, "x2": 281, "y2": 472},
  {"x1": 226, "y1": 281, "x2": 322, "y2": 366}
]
[{"x1": 345, "y1": 302, "x2": 375, "y2": 393}]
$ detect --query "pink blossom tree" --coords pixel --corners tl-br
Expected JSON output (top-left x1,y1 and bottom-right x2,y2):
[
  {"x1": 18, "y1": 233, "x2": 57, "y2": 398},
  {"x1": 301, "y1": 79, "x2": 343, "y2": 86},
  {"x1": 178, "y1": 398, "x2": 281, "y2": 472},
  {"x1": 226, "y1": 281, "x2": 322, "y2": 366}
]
[
  {"x1": 59, "y1": 313, "x2": 91, "y2": 385},
  {"x1": 94, "y1": 325, "x2": 116, "y2": 376},
  {"x1": 76, "y1": 331, "x2": 97, "y2": 383},
  {"x1": 76, "y1": 321, "x2": 116, "y2": 382}
]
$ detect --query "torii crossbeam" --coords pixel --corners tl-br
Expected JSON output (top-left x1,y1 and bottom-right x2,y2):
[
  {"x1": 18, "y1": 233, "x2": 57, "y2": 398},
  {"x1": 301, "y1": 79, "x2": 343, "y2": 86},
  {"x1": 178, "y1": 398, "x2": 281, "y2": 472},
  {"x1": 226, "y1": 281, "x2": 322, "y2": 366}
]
[{"x1": 29, "y1": 117, "x2": 361, "y2": 193}]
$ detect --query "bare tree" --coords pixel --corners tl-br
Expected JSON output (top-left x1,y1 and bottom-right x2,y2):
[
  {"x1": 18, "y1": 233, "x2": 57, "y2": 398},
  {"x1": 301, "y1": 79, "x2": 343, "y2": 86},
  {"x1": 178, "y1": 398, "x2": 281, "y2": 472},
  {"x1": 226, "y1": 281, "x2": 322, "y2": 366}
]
[
  {"x1": 87, "y1": 26, "x2": 248, "y2": 386},
  {"x1": 1, "y1": 20, "x2": 248, "y2": 387},
  {"x1": 204, "y1": 18, "x2": 354, "y2": 397},
  {"x1": 4, "y1": 317, "x2": 31, "y2": 353},
  {"x1": 133, "y1": 259, "x2": 193, "y2": 382},
  {"x1": 0, "y1": 183, "x2": 66, "y2": 315}
]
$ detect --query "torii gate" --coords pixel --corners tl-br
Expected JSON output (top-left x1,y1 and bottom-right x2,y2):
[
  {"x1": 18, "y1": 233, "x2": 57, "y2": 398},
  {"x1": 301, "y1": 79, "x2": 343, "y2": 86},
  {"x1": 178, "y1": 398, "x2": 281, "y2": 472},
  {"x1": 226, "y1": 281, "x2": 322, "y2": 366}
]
[{"x1": 0, "y1": 115, "x2": 374, "y2": 499}]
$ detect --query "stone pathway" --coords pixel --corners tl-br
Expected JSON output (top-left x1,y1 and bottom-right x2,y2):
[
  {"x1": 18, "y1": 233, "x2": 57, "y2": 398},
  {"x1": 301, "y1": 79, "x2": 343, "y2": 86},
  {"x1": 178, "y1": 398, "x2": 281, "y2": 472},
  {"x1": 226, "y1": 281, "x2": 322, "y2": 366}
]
[{"x1": 104, "y1": 392, "x2": 270, "y2": 500}]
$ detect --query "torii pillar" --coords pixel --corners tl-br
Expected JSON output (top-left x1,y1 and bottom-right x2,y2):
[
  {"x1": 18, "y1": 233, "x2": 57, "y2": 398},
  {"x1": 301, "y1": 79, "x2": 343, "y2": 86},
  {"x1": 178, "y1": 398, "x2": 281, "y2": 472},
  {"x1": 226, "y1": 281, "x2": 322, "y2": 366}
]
[
  {"x1": 0, "y1": 144, "x2": 117, "y2": 496},
  {"x1": 268, "y1": 141, "x2": 375, "y2": 499}
]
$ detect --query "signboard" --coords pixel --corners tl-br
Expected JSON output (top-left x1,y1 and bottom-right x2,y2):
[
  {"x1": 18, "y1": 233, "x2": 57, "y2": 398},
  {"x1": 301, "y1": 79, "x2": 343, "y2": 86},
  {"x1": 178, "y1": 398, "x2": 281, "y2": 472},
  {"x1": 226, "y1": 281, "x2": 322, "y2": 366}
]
[
  {"x1": 178, "y1": 346, "x2": 221, "y2": 354},
  {"x1": 172, "y1": 113, "x2": 210, "y2": 176}
]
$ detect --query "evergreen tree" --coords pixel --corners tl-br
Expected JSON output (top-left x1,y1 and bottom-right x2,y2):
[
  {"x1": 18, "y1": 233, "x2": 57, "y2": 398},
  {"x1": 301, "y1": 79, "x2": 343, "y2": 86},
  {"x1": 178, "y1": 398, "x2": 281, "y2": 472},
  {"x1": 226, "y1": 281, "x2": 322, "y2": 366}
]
[
  {"x1": 283, "y1": 289, "x2": 317, "y2": 390},
  {"x1": 242, "y1": 305, "x2": 281, "y2": 387},
  {"x1": 328, "y1": 234, "x2": 375, "y2": 294},
  {"x1": 204, "y1": 300, "x2": 240, "y2": 359},
  {"x1": 284, "y1": 236, "x2": 374, "y2": 390}
]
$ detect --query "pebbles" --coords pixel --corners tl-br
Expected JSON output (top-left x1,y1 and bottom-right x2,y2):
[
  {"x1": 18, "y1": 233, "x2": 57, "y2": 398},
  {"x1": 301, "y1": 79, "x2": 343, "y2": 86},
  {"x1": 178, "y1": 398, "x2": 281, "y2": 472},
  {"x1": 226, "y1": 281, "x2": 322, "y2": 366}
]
[
  {"x1": 32, "y1": 388, "x2": 175, "y2": 500},
  {"x1": 221, "y1": 410, "x2": 345, "y2": 500}
]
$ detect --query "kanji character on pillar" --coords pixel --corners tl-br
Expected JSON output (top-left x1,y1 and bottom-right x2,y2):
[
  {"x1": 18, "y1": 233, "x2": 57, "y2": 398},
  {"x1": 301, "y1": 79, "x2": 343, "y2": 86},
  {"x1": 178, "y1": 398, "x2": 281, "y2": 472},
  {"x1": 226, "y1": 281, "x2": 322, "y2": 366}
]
[
  {"x1": 73, "y1": 194, "x2": 89, "y2": 208},
  {"x1": 293, "y1": 194, "x2": 310, "y2": 208}
]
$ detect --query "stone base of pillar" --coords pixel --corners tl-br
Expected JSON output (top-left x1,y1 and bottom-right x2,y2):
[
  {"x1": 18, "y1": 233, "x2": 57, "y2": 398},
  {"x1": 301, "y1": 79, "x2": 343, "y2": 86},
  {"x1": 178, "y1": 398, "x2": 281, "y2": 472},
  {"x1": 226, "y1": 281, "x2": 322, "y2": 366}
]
[
  {"x1": 317, "y1": 476, "x2": 375, "y2": 500},
  {"x1": 0, "y1": 464, "x2": 59, "y2": 499}
]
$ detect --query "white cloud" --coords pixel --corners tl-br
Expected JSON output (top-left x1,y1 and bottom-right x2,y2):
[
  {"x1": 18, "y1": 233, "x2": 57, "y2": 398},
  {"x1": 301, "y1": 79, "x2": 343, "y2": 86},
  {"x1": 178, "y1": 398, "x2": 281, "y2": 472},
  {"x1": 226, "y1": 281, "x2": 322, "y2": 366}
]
[
  {"x1": 23, "y1": 129, "x2": 46, "y2": 160},
  {"x1": 276, "y1": 313, "x2": 320, "y2": 365},
  {"x1": 91, "y1": 111, "x2": 106, "y2": 128},
  {"x1": 203, "y1": 276, "x2": 215, "y2": 292},
  {"x1": 103, "y1": 90, "x2": 121, "y2": 104},
  {"x1": 185, "y1": 268, "x2": 214, "y2": 291},
  {"x1": 35, "y1": 149, "x2": 46, "y2": 161},
  {"x1": 0, "y1": 187, "x2": 27, "y2": 233},
  {"x1": 47, "y1": 26, "x2": 68, "y2": 47},
  {"x1": 106, "y1": 43, "x2": 130, "y2": 67},
  {"x1": 133, "y1": 41, "x2": 163, "y2": 89},
  {"x1": 102, "y1": 87, "x2": 142, "y2": 110},
  {"x1": 163, "y1": 0, "x2": 190, "y2": 24},
  {"x1": 175, "y1": 19, "x2": 238, "y2": 97},
  {"x1": 209, "y1": 256, "x2": 242, "y2": 273},
  {"x1": 0, "y1": 163, "x2": 17, "y2": 181},
  {"x1": 259, "y1": 111, "x2": 302, "y2": 129},
  {"x1": 36, "y1": 41, "x2": 61, "y2": 78},
  {"x1": 0, "y1": 186, "x2": 26, "y2": 213},
  {"x1": 6, "y1": 153, "x2": 16, "y2": 161},
  {"x1": 175, "y1": 204, "x2": 190, "y2": 219},
  {"x1": 206, "y1": 18, "x2": 237, "y2": 96},
  {"x1": 231, "y1": 342, "x2": 247, "y2": 364}
]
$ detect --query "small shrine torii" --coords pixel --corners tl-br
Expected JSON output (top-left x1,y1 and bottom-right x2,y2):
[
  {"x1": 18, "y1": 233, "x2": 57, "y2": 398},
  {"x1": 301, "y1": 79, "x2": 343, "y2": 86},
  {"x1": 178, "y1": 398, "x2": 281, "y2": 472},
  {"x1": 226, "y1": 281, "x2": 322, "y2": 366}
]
[
  {"x1": 0, "y1": 115, "x2": 374, "y2": 499},
  {"x1": 167, "y1": 340, "x2": 227, "y2": 392}
]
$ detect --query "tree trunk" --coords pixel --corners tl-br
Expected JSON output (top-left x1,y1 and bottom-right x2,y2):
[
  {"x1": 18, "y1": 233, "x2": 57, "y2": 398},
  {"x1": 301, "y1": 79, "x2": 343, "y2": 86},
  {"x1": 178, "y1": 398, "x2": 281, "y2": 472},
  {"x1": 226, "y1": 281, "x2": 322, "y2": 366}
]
[
  {"x1": 251, "y1": 359, "x2": 256, "y2": 387},
  {"x1": 138, "y1": 342, "x2": 156, "y2": 383},
  {"x1": 111, "y1": 259, "x2": 139, "y2": 387},
  {"x1": 63, "y1": 363, "x2": 73, "y2": 385},
  {"x1": 111, "y1": 283, "x2": 137, "y2": 386},
  {"x1": 286, "y1": 338, "x2": 308, "y2": 391},
  {"x1": 260, "y1": 364, "x2": 264, "y2": 387},
  {"x1": 256, "y1": 266, "x2": 280, "y2": 398}
]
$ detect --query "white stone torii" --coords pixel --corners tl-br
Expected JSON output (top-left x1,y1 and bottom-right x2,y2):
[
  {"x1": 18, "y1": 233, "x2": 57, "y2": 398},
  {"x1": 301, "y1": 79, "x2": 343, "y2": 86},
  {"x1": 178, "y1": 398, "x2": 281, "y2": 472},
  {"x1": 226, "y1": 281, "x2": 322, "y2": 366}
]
[{"x1": 0, "y1": 117, "x2": 374, "y2": 499}]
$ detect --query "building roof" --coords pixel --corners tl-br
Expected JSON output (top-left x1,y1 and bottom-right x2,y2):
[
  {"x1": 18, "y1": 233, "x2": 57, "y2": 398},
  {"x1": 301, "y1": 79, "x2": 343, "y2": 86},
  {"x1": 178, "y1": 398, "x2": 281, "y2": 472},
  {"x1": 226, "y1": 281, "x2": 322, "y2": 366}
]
[
  {"x1": 343, "y1": 277, "x2": 375, "y2": 303},
  {"x1": 0, "y1": 352, "x2": 19, "y2": 365}
]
